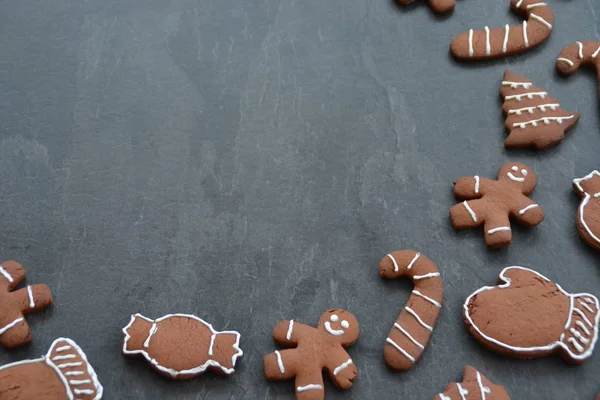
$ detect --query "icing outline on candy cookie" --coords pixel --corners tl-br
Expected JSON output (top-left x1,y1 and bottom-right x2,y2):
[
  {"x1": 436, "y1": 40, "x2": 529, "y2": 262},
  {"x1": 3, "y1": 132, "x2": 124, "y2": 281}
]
[
  {"x1": 122, "y1": 313, "x2": 243, "y2": 377},
  {"x1": 0, "y1": 337, "x2": 103, "y2": 400},
  {"x1": 573, "y1": 171, "x2": 600, "y2": 246},
  {"x1": 463, "y1": 266, "x2": 600, "y2": 361}
]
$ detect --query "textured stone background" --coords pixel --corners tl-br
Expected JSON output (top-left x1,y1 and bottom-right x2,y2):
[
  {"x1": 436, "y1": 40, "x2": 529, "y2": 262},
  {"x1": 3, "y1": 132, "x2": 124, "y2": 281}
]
[{"x1": 0, "y1": 0, "x2": 599, "y2": 398}]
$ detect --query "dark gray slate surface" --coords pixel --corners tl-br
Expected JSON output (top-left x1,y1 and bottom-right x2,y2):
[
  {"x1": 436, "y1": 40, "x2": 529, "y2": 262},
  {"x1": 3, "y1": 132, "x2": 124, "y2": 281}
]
[{"x1": 0, "y1": 0, "x2": 599, "y2": 398}]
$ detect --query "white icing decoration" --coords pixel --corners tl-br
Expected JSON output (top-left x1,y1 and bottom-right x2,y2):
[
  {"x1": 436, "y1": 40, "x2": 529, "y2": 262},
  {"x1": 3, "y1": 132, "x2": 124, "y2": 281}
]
[
  {"x1": 577, "y1": 41, "x2": 584, "y2": 58},
  {"x1": 513, "y1": 115, "x2": 576, "y2": 128},
  {"x1": 569, "y1": 337, "x2": 585, "y2": 352},
  {"x1": 557, "y1": 57, "x2": 575, "y2": 67},
  {"x1": 56, "y1": 345, "x2": 72, "y2": 352},
  {"x1": 503, "y1": 24, "x2": 510, "y2": 53},
  {"x1": 573, "y1": 307, "x2": 593, "y2": 328},
  {"x1": 74, "y1": 389, "x2": 95, "y2": 395},
  {"x1": 52, "y1": 354, "x2": 77, "y2": 361},
  {"x1": 468, "y1": 29, "x2": 474, "y2": 57},
  {"x1": 576, "y1": 321, "x2": 591, "y2": 335},
  {"x1": 275, "y1": 350, "x2": 285, "y2": 374},
  {"x1": 208, "y1": 333, "x2": 216, "y2": 357},
  {"x1": 474, "y1": 175, "x2": 480, "y2": 194},
  {"x1": 488, "y1": 227, "x2": 511, "y2": 234},
  {"x1": 485, "y1": 26, "x2": 491, "y2": 56},
  {"x1": 122, "y1": 313, "x2": 243, "y2": 377},
  {"x1": 530, "y1": 13, "x2": 552, "y2": 29},
  {"x1": 511, "y1": 166, "x2": 518, "y2": 172},
  {"x1": 573, "y1": 171, "x2": 600, "y2": 246},
  {"x1": 463, "y1": 266, "x2": 600, "y2": 361},
  {"x1": 413, "y1": 272, "x2": 441, "y2": 280},
  {"x1": 570, "y1": 328, "x2": 590, "y2": 344},
  {"x1": 405, "y1": 306, "x2": 433, "y2": 331},
  {"x1": 324, "y1": 321, "x2": 345, "y2": 336},
  {"x1": 286, "y1": 319, "x2": 294, "y2": 340},
  {"x1": 0, "y1": 317, "x2": 24, "y2": 335},
  {"x1": 27, "y1": 285, "x2": 35, "y2": 308},
  {"x1": 143, "y1": 323, "x2": 157, "y2": 348},
  {"x1": 65, "y1": 371, "x2": 85, "y2": 376},
  {"x1": 69, "y1": 379, "x2": 92, "y2": 385},
  {"x1": 594, "y1": 46, "x2": 600, "y2": 58},
  {"x1": 439, "y1": 394, "x2": 452, "y2": 400},
  {"x1": 521, "y1": 169, "x2": 528, "y2": 176},
  {"x1": 412, "y1": 290, "x2": 442, "y2": 308},
  {"x1": 58, "y1": 362, "x2": 83, "y2": 369},
  {"x1": 586, "y1": 297, "x2": 595, "y2": 304},
  {"x1": 581, "y1": 301, "x2": 595, "y2": 313},
  {"x1": 457, "y1": 383, "x2": 469, "y2": 400},
  {"x1": 387, "y1": 254, "x2": 400, "y2": 272},
  {"x1": 523, "y1": 21, "x2": 529, "y2": 47},
  {"x1": 476, "y1": 370, "x2": 492, "y2": 399},
  {"x1": 519, "y1": 204, "x2": 538, "y2": 215},
  {"x1": 516, "y1": 0, "x2": 524, "y2": 7},
  {"x1": 463, "y1": 201, "x2": 478, "y2": 222},
  {"x1": 508, "y1": 104, "x2": 560, "y2": 114},
  {"x1": 330, "y1": 314, "x2": 339, "y2": 322},
  {"x1": 333, "y1": 358, "x2": 353, "y2": 375},
  {"x1": 0, "y1": 266, "x2": 13, "y2": 283},
  {"x1": 341, "y1": 320, "x2": 350, "y2": 329},
  {"x1": 394, "y1": 323, "x2": 424, "y2": 349},
  {"x1": 507, "y1": 172, "x2": 525, "y2": 182},
  {"x1": 407, "y1": 252, "x2": 420, "y2": 270},
  {"x1": 297, "y1": 384, "x2": 323, "y2": 392},
  {"x1": 526, "y1": 2, "x2": 547, "y2": 8},
  {"x1": 502, "y1": 81, "x2": 532, "y2": 89},
  {"x1": 385, "y1": 337, "x2": 415, "y2": 362},
  {"x1": 505, "y1": 91, "x2": 547, "y2": 101}
]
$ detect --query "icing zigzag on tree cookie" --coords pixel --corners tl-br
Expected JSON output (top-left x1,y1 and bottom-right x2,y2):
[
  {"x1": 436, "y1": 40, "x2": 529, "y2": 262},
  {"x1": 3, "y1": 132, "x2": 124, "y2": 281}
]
[{"x1": 500, "y1": 70, "x2": 579, "y2": 149}]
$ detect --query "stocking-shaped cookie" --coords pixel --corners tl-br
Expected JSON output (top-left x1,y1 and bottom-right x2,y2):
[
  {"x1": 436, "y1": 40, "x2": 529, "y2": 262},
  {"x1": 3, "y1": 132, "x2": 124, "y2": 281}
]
[
  {"x1": 573, "y1": 171, "x2": 600, "y2": 252},
  {"x1": 0, "y1": 337, "x2": 103, "y2": 399},
  {"x1": 264, "y1": 309, "x2": 359, "y2": 400},
  {"x1": 0, "y1": 261, "x2": 53, "y2": 349},
  {"x1": 434, "y1": 366, "x2": 511, "y2": 400},
  {"x1": 464, "y1": 266, "x2": 599, "y2": 363},
  {"x1": 450, "y1": 162, "x2": 544, "y2": 249}
]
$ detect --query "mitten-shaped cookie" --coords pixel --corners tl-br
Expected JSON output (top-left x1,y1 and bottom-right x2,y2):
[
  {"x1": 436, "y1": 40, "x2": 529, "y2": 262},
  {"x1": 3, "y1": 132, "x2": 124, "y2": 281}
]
[
  {"x1": 0, "y1": 261, "x2": 53, "y2": 349},
  {"x1": 573, "y1": 171, "x2": 600, "y2": 251},
  {"x1": 450, "y1": 162, "x2": 544, "y2": 249},
  {"x1": 122, "y1": 313, "x2": 243, "y2": 379},
  {"x1": 464, "y1": 266, "x2": 599, "y2": 363},
  {"x1": 434, "y1": 366, "x2": 511, "y2": 400},
  {"x1": 0, "y1": 337, "x2": 103, "y2": 399},
  {"x1": 264, "y1": 309, "x2": 359, "y2": 400}
]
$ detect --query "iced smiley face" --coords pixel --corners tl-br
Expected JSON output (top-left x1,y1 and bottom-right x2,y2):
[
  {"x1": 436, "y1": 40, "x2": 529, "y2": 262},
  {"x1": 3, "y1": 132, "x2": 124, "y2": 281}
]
[
  {"x1": 318, "y1": 309, "x2": 359, "y2": 346},
  {"x1": 498, "y1": 162, "x2": 537, "y2": 195}
]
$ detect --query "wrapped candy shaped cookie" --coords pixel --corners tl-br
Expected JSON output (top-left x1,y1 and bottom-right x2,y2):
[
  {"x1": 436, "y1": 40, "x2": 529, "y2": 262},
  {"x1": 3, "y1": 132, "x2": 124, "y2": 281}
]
[
  {"x1": 434, "y1": 366, "x2": 511, "y2": 400},
  {"x1": 573, "y1": 171, "x2": 600, "y2": 252},
  {"x1": 122, "y1": 313, "x2": 243, "y2": 379},
  {"x1": 464, "y1": 266, "x2": 599, "y2": 363},
  {"x1": 0, "y1": 337, "x2": 103, "y2": 399}
]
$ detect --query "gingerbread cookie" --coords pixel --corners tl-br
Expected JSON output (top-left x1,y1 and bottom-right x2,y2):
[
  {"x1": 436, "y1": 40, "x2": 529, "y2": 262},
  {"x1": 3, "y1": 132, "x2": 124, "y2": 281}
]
[
  {"x1": 122, "y1": 313, "x2": 243, "y2": 379},
  {"x1": 0, "y1": 337, "x2": 103, "y2": 399},
  {"x1": 0, "y1": 260, "x2": 53, "y2": 349},
  {"x1": 264, "y1": 309, "x2": 359, "y2": 399},
  {"x1": 557, "y1": 41, "x2": 600, "y2": 101},
  {"x1": 450, "y1": 0, "x2": 553, "y2": 60},
  {"x1": 501, "y1": 70, "x2": 579, "y2": 149},
  {"x1": 449, "y1": 162, "x2": 544, "y2": 249},
  {"x1": 573, "y1": 171, "x2": 600, "y2": 252},
  {"x1": 434, "y1": 366, "x2": 511, "y2": 400},
  {"x1": 464, "y1": 266, "x2": 600, "y2": 363},
  {"x1": 379, "y1": 250, "x2": 443, "y2": 371},
  {"x1": 396, "y1": 0, "x2": 455, "y2": 14}
]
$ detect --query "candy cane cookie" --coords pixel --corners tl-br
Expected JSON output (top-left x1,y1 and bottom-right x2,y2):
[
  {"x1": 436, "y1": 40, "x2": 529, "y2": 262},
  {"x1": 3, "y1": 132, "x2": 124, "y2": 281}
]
[
  {"x1": 450, "y1": 0, "x2": 554, "y2": 60},
  {"x1": 557, "y1": 41, "x2": 600, "y2": 100},
  {"x1": 379, "y1": 250, "x2": 443, "y2": 371},
  {"x1": 396, "y1": 0, "x2": 455, "y2": 14}
]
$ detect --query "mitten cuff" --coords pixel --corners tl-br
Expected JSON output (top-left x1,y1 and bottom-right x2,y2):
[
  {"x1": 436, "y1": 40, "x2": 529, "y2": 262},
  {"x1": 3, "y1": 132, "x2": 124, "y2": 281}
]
[{"x1": 561, "y1": 294, "x2": 600, "y2": 361}]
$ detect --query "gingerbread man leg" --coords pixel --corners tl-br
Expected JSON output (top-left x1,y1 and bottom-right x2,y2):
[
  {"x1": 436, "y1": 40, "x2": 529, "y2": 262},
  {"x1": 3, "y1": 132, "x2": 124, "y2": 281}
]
[
  {"x1": 264, "y1": 349, "x2": 298, "y2": 381},
  {"x1": 0, "y1": 319, "x2": 31, "y2": 349},
  {"x1": 295, "y1": 368, "x2": 325, "y2": 400},
  {"x1": 450, "y1": 199, "x2": 485, "y2": 230},
  {"x1": 483, "y1": 213, "x2": 512, "y2": 249}
]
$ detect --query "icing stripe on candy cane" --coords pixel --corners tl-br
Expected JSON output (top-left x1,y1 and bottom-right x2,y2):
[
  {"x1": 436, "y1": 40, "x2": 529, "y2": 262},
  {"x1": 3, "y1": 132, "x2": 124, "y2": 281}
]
[{"x1": 380, "y1": 250, "x2": 443, "y2": 371}]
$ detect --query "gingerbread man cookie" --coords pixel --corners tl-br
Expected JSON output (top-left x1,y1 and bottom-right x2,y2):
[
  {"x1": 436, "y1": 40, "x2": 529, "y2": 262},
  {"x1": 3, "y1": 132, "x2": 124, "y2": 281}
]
[
  {"x1": 264, "y1": 309, "x2": 359, "y2": 400},
  {"x1": 434, "y1": 366, "x2": 511, "y2": 400},
  {"x1": 122, "y1": 313, "x2": 243, "y2": 379},
  {"x1": 0, "y1": 337, "x2": 103, "y2": 399},
  {"x1": 396, "y1": 0, "x2": 455, "y2": 14},
  {"x1": 557, "y1": 41, "x2": 600, "y2": 101},
  {"x1": 379, "y1": 250, "x2": 443, "y2": 371},
  {"x1": 464, "y1": 266, "x2": 599, "y2": 363},
  {"x1": 573, "y1": 171, "x2": 600, "y2": 252},
  {"x1": 449, "y1": 162, "x2": 544, "y2": 249},
  {"x1": 450, "y1": 0, "x2": 553, "y2": 60},
  {"x1": 501, "y1": 70, "x2": 579, "y2": 150},
  {"x1": 0, "y1": 260, "x2": 53, "y2": 349}
]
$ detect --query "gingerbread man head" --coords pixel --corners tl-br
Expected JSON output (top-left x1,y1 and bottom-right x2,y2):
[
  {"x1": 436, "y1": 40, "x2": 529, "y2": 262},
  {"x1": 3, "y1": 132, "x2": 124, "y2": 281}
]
[
  {"x1": 497, "y1": 162, "x2": 538, "y2": 195},
  {"x1": 317, "y1": 309, "x2": 359, "y2": 346}
]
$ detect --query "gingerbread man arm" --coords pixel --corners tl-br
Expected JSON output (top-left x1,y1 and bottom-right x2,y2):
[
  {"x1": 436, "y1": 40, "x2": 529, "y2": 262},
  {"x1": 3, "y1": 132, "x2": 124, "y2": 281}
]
[
  {"x1": 272, "y1": 320, "x2": 310, "y2": 345},
  {"x1": 453, "y1": 177, "x2": 494, "y2": 199},
  {"x1": 12, "y1": 284, "x2": 53, "y2": 314},
  {"x1": 510, "y1": 195, "x2": 544, "y2": 226},
  {"x1": 323, "y1": 348, "x2": 357, "y2": 390},
  {"x1": 0, "y1": 261, "x2": 27, "y2": 291}
]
